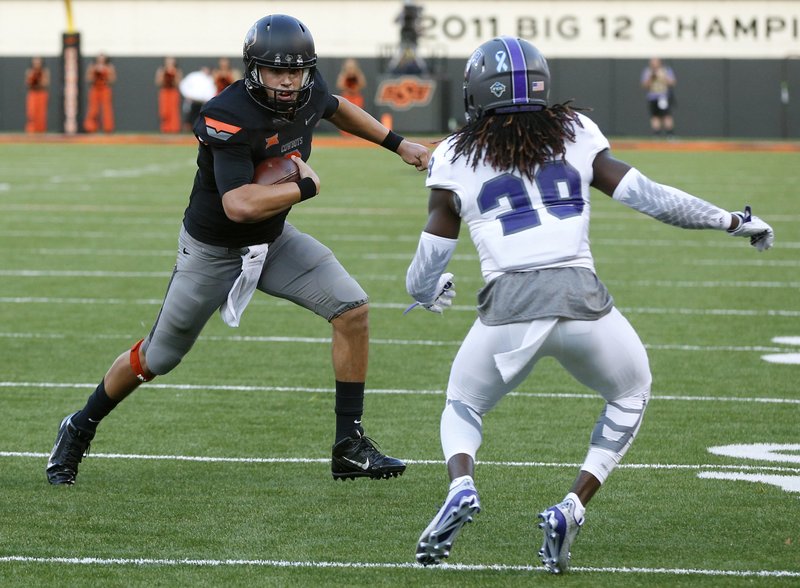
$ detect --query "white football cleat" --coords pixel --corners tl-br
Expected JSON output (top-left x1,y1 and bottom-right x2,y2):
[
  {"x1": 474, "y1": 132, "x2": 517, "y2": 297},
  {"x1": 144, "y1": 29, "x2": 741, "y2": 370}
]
[
  {"x1": 416, "y1": 477, "x2": 481, "y2": 566},
  {"x1": 538, "y1": 497, "x2": 584, "y2": 574}
]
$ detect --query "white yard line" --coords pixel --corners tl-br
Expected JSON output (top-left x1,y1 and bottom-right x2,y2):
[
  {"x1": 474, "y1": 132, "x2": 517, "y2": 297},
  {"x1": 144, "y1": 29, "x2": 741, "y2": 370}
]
[
  {"x1": 0, "y1": 270, "x2": 172, "y2": 278},
  {"x1": 0, "y1": 268, "x2": 800, "y2": 290},
  {"x1": 0, "y1": 330, "x2": 795, "y2": 353},
  {"x1": 1, "y1": 381, "x2": 798, "y2": 405},
  {"x1": 2, "y1": 451, "x2": 799, "y2": 474},
  {"x1": 0, "y1": 555, "x2": 797, "y2": 577},
  {"x1": 1, "y1": 295, "x2": 800, "y2": 319}
]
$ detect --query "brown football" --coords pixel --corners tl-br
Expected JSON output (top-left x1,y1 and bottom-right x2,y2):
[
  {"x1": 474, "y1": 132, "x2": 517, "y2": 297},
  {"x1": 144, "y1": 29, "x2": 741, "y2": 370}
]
[{"x1": 253, "y1": 157, "x2": 300, "y2": 185}]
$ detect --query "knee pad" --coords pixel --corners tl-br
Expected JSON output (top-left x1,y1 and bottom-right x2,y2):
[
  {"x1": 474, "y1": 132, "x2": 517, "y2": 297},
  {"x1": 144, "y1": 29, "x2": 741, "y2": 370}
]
[
  {"x1": 130, "y1": 339, "x2": 154, "y2": 382},
  {"x1": 589, "y1": 389, "x2": 649, "y2": 457},
  {"x1": 139, "y1": 336, "x2": 183, "y2": 376},
  {"x1": 582, "y1": 389, "x2": 649, "y2": 484}
]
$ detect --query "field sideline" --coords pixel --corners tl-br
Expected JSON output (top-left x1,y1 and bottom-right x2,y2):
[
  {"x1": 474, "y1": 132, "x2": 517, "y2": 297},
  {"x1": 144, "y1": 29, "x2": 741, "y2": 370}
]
[
  {"x1": 2, "y1": 131, "x2": 800, "y2": 153},
  {"x1": 0, "y1": 141, "x2": 797, "y2": 586}
]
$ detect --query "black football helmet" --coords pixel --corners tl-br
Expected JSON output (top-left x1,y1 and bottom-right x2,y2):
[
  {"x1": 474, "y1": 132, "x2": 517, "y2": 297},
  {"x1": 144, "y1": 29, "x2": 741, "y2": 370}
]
[
  {"x1": 463, "y1": 36, "x2": 550, "y2": 123},
  {"x1": 243, "y1": 14, "x2": 317, "y2": 119}
]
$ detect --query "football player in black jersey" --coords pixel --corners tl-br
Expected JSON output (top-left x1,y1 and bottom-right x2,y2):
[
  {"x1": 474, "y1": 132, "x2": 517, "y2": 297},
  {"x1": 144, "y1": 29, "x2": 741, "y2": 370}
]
[{"x1": 47, "y1": 14, "x2": 429, "y2": 486}]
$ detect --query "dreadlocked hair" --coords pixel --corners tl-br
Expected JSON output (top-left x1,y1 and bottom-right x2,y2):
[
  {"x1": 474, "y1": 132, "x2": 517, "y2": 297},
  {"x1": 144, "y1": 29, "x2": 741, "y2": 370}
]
[{"x1": 449, "y1": 101, "x2": 587, "y2": 182}]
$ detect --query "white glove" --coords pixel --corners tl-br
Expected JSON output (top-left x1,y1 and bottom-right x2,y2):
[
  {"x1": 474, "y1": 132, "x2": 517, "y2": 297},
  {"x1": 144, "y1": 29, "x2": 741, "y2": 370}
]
[
  {"x1": 727, "y1": 205, "x2": 774, "y2": 251},
  {"x1": 403, "y1": 273, "x2": 456, "y2": 315}
]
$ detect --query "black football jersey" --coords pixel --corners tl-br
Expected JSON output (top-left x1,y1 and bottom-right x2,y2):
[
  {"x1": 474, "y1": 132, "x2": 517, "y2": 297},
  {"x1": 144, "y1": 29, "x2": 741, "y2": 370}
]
[{"x1": 183, "y1": 71, "x2": 339, "y2": 248}]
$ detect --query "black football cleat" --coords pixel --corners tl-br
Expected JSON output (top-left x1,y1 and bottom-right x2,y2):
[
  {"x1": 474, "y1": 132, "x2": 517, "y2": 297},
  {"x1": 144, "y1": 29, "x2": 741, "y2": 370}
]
[
  {"x1": 331, "y1": 432, "x2": 406, "y2": 481},
  {"x1": 46, "y1": 412, "x2": 94, "y2": 485}
]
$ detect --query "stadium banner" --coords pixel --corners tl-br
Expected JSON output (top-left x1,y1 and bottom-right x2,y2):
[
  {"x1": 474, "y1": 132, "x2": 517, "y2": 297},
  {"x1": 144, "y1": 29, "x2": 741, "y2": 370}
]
[
  {"x1": 374, "y1": 75, "x2": 447, "y2": 133},
  {"x1": 3, "y1": 0, "x2": 798, "y2": 58}
]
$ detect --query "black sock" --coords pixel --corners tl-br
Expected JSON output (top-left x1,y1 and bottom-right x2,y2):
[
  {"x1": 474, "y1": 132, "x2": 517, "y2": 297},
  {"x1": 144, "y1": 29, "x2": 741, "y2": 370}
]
[
  {"x1": 71, "y1": 379, "x2": 119, "y2": 433},
  {"x1": 334, "y1": 380, "x2": 364, "y2": 443}
]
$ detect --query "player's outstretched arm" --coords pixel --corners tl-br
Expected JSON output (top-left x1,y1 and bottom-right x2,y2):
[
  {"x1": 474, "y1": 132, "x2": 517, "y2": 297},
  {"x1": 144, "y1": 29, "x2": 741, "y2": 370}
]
[
  {"x1": 591, "y1": 150, "x2": 774, "y2": 251},
  {"x1": 328, "y1": 96, "x2": 430, "y2": 170}
]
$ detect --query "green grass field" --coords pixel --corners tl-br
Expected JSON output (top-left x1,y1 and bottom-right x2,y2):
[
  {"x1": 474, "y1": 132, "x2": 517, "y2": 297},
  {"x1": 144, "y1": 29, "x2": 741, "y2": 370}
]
[{"x1": 0, "y1": 140, "x2": 798, "y2": 586}]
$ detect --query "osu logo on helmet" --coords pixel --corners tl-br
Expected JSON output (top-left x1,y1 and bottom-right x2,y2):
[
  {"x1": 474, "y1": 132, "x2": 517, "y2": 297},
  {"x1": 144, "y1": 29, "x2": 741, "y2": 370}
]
[{"x1": 375, "y1": 77, "x2": 435, "y2": 111}]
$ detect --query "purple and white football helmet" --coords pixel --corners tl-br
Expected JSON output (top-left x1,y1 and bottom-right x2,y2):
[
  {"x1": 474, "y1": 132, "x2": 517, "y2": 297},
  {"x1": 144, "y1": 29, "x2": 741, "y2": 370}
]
[{"x1": 463, "y1": 36, "x2": 550, "y2": 122}]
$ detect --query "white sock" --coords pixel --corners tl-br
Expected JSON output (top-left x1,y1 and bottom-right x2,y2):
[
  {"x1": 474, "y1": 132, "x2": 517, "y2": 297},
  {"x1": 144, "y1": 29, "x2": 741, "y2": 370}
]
[
  {"x1": 449, "y1": 475, "x2": 474, "y2": 491},
  {"x1": 564, "y1": 492, "x2": 586, "y2": 523}
]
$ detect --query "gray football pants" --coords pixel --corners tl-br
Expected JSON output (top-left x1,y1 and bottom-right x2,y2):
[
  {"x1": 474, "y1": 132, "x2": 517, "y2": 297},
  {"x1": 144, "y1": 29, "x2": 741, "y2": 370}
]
[{"x1": 141, "y1": 223, "x2": 368, "y2": 375}]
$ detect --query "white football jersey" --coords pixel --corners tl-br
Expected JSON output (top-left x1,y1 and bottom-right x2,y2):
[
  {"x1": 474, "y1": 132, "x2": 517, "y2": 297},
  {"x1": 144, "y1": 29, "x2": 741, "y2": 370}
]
[{"x1": 426, "y1": 113, "x2": 609, "y2": 282}]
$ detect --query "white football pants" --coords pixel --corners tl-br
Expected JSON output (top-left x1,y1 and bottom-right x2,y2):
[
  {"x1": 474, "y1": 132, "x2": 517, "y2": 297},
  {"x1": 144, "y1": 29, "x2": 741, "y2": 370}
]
[{"x1": 441, "y1": 308, "x2": 651, "y2": 483}]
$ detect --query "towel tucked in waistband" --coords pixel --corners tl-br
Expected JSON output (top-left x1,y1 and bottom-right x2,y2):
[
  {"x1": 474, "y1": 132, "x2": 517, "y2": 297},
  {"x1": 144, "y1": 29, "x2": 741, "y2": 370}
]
[
  {"x1": 493, "y1": 318, "x2": 559, "y2": 383},
  {"x1": 219, "y1": 243, "x2": 269, "y2": 327}
]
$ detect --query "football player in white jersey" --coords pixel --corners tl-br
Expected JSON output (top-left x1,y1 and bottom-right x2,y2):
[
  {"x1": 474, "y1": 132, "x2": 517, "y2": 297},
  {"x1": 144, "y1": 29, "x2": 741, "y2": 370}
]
[{"x1": 407, "y1": 36, "x2": 774, "y2": 572}]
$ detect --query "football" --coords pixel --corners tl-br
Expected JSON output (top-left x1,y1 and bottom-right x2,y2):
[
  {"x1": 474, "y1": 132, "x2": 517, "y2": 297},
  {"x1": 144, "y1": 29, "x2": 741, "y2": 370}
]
[{"x1": 253, "y1": 156, "x2": 300, "y2": 185}]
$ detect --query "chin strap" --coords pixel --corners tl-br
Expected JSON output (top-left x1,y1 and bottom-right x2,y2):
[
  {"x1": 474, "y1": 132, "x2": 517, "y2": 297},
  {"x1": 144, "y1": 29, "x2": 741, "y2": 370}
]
[{"x1": 130, "y1": 339, "x2": 154, "y2": 382}]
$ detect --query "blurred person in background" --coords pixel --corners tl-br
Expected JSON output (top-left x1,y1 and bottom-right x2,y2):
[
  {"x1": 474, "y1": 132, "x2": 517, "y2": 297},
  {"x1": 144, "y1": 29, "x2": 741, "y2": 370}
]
[
  {"x1": 83, "y1": 53, "x2": 116, "y2": 133},
  {"x1": 213, "y1": 57, "x2": 239, "y2": 95},
  {"x1": 336, "y1": 58, "x2": 367, "y2": 136},
  {"x1": 336, "y1": 58, "x2": 367, "y2": 109},
  {"x1": 641, "y1": 57, "x2": 676, "y2": 137},
  {"x1": 155, "y1": 56, "x2": 183, "y2": 133},
  {"x1": 389, "y1": 0, "x2": 428, "y2": 75},
  {"x1": 179, "y1": 66, "x2": 215, "y2": 131},
  {"x1": 25, "y1": 56, "x2": 50, "y2": 133}
]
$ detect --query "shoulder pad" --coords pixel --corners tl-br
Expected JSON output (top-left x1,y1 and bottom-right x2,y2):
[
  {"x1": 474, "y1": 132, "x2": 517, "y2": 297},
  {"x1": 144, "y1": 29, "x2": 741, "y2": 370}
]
[
  {"x1": 195, "y1": 113, "x2": 248, "y2": 145},
  {"x1": 194, "y1": 94, "x2": 251, "y2": 144}
]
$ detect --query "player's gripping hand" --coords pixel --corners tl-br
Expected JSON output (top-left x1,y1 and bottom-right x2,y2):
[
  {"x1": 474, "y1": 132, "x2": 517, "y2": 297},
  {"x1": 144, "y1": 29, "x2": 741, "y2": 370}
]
[
  {"x1": 404, "y1": 273, "x2": 456, "y2": 315},
  {"x1": 291, "y1": 155, "x2": 320, "y2": 195},
  {"x1": 727, "y1": 205, "x2": 774, "y2": 251},
  {"x1": 398, "y1": 140, "x2": 430, "y2": 171}
]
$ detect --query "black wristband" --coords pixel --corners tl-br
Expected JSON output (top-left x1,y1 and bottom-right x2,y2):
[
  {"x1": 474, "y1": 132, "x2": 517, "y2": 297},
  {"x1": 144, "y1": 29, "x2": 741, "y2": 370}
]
[
  {"x1": 380, "y1": 130, "x2": 404, "y2": 152},
  {"x1": 296, "y1": 177, "x2": 317, "y2": 201}
]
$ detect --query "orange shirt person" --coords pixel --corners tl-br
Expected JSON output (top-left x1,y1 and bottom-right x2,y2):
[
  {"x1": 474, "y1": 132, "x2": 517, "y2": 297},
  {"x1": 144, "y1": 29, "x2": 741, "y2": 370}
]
[
  {"x1": 25, "y1": 57, "x2": 50, "y2": 133},
  {"x1": 212, "y1": 57, "x2": 238, "y2": 95},
  {"x1": 155, "y1": 57, "x2": 183, "y2": 133},
  {"x1": 336, "y1": 58, "x2": 367, "y2": 109},
  {"x1": 335, "y1": 58, "x2": 367, "y2": 137},
  {"x1": 84, "y1": 53, "x2": 117, "y2": 133}
]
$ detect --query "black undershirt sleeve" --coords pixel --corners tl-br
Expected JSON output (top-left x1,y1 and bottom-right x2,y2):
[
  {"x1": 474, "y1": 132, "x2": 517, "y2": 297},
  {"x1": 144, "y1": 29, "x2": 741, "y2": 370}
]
[
  {"x1": 322, "y1": 93, "x2": 340, "y2": 119},
  {"x1": 211, "y1": 143, "x2": 254, "y2": 196}
]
